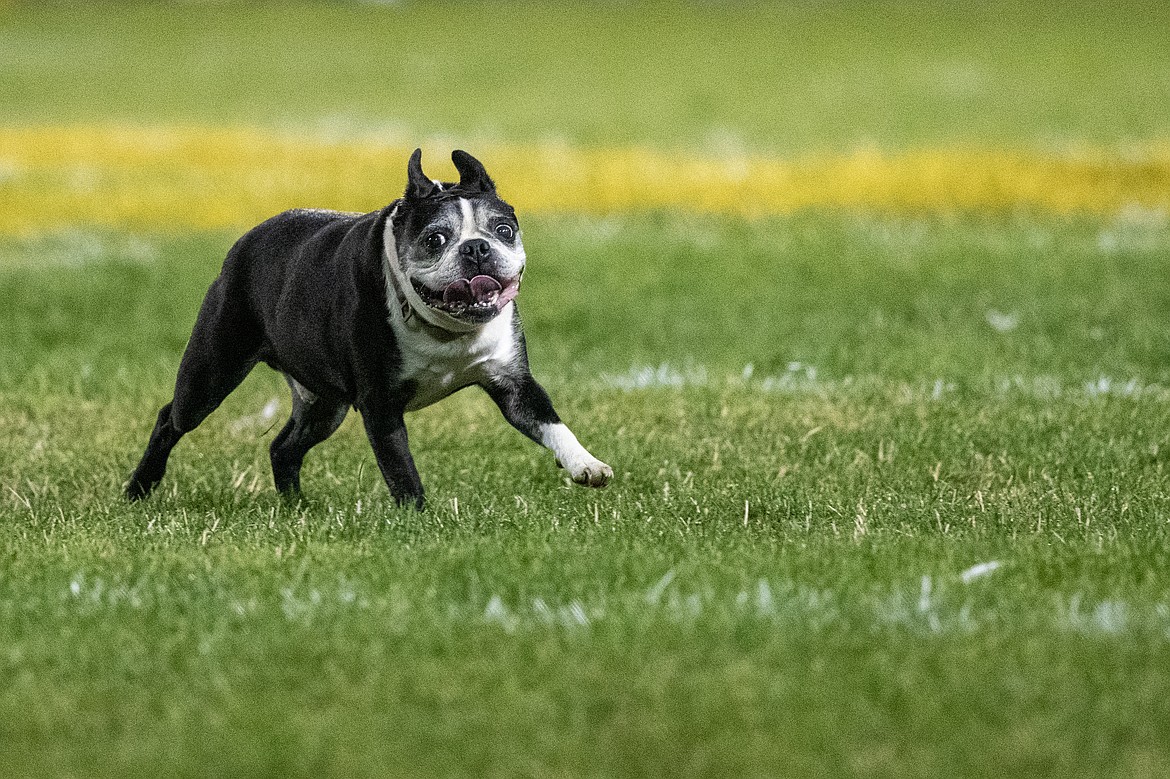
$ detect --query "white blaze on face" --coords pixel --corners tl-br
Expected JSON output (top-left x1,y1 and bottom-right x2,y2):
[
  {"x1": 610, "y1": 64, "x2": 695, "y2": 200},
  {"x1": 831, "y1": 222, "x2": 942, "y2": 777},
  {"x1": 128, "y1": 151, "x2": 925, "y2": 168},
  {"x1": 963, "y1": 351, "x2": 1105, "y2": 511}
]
[
  {"x1": 539, "y1": 423, "x2": 613, "y2": 487},
  {"x1": 458, "y1": 198, "x2": 477, "y2": 244}
]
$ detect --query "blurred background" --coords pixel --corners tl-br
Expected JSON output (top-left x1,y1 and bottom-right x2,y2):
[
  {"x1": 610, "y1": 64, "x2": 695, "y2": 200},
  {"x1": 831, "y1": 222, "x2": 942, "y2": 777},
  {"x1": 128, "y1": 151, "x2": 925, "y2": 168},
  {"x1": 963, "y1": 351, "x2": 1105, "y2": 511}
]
[
  {"x1": 5, "y1": 0, "x2": 1169, "y2": 150},
  {"x1": 3, "y1": 0, "x2": 1168, "y2": 388}
]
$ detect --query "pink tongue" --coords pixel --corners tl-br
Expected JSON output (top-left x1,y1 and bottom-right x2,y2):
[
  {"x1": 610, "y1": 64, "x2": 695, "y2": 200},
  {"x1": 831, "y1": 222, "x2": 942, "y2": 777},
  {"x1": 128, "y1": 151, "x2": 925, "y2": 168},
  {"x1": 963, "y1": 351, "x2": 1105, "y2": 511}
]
[
  {"x1": 442, "y1": 279, "x2": 472, "y2": 304},
  {"x1": 469, "y1": 275, "x2": 502, "y2": 301},
  {"x1": 444, "y1": 275, "x2": 503, "y2": 305}
]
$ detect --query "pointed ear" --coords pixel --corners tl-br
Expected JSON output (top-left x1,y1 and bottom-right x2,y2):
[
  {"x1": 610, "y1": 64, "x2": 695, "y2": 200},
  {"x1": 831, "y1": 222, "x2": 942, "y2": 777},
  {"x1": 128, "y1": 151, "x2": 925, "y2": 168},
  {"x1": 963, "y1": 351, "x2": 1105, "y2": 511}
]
[
  {"x1": 451, "y1": 150, "x2": 496, "y2": 194},
  {"x1": 405, "y1": 148, "x2": 438, "y2": 200}
]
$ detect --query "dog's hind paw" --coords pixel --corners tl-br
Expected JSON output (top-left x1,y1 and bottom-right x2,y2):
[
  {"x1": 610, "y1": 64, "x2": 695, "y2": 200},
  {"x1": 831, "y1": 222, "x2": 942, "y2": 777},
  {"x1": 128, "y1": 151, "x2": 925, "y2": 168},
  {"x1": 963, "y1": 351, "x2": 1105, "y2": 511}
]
[
  {"x1": 391, "y1": 490, "x2": 426, "y2": 511},
  {"x1": 124, "y1": 478, "x2": 153, "y2": 501}
]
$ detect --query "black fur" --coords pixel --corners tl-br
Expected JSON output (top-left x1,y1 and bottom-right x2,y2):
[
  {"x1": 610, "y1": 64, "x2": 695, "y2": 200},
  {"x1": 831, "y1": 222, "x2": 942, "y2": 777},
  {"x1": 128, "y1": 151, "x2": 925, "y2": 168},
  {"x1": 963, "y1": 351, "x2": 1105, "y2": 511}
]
[
  {"x1": 451, "y1": 149, "x2": 496, "y2": 194},
  {"x1": 126, "y1": 150, "x2": 565, "y2": 509},
  {"x1": 406, "y1": 148, "x2": 438, "y2": 200}
]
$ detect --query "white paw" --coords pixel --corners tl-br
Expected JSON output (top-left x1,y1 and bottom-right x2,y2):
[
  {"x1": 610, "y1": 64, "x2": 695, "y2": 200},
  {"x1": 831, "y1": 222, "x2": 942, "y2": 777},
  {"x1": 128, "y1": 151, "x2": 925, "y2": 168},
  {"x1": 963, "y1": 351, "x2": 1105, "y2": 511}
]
[
  {"x1": 564, "y1": 456, "x2": 613, "y2": 488},
  {"x1": 541, "y1": 423, "x2": 612, "y2": 488}
]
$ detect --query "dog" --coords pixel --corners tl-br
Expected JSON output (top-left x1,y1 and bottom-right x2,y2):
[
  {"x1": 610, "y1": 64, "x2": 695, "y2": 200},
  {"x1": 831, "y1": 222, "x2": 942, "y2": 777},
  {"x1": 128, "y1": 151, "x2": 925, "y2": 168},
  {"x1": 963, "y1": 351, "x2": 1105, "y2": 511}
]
[{"x1": 126, "y1": 149, "x2": 612, "y2": 509}]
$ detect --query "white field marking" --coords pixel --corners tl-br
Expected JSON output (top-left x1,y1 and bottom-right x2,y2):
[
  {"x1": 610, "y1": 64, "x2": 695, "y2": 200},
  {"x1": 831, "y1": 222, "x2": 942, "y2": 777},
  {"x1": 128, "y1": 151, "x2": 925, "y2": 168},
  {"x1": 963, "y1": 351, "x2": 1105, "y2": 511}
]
[
  {"x1": 756, "y1": 579, "x2": 774, "y2": 614},
  {"x1": 760, "y1": 362, "x2": 820, "y2": 393},
  {"x1": 598, "y1": 363, "x2": 1170, "y2": 400},
  {"x1": 960, "y1": 560, "x2": 1002, "y2": 583},
  {"x1": 483, "y1": 595, "x2": 517, "y2": 633},
  {"x1": 566, "y1": 602, "x2": 590, "y2": 626},
  {"x1": 532, "y1": 598, "x2": 554, "y2": 622},
  {"x1": 602, "y1": 363, "x2": 709, "y2": 389},
  {"x1": 54, "y1": 573, "x2": 1170, "y2": 641},
  {"x1": 230, "y1": 397, "x2": 281, "y2": 433},
  {"x1": 531, "y1": 598, "x2": 590, "y2": 628},
  {"x1": 917, "y1": 575, "x2": 933, "y2": 614},
  {"x1": 484, "y1": 595, "x2": 508, "y2": 621},
  {"x1": 645, "y1": 569, "x2": 676, "y2": 605},
  {"x1": 483, "y1": 597, "x2": 593, "y2": 630},
  {"x1": 985, "y1": 309, "x2": 1019, "y2": 332},
  {"x1": 1084, "y1": 376, "x2": 1145, "y2": 398},
  {"x1": 0, "y1": 230, "x2": 159, "y2": 269},
  {"x1": 65, "y1": 575, "x2": 145, "y2": 610},
  {"x1": 1062, "y1": 595, "x2": 1131, "y2": 635}
]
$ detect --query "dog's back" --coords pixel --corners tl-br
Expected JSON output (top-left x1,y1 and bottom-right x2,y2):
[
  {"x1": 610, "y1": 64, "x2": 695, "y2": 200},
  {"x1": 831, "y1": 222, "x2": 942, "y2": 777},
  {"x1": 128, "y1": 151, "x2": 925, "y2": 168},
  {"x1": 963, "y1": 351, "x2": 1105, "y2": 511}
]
[
  {"x1": 215, "y1": 208, "x2": 393, "y2": 390},
  {"x1": 219, "y1": 208, "x2": 364, "y2": 324}
]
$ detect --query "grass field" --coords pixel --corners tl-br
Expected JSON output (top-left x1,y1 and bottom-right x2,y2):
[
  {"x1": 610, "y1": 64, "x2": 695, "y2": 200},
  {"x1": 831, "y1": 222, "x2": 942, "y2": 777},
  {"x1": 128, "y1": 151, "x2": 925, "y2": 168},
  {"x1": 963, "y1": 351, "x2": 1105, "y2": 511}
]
[{"x1": 3, "y1": 2, "x2": 1170, "y2": 777}]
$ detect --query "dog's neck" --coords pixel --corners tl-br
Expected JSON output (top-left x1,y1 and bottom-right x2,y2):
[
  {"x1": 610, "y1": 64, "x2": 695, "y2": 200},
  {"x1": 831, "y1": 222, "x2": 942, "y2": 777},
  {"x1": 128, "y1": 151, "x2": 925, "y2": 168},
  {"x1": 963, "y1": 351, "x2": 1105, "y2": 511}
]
[{"x1": 381, "y1": 203, "x2": 482, "y2": 337}]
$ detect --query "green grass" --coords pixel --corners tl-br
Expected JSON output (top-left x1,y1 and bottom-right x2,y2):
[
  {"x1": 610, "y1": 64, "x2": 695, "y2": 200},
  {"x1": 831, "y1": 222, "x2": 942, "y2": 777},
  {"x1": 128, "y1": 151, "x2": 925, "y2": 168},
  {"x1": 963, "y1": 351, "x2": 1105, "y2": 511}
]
[
  {"x1": 2, "y1": 0, "x2": 1170, "y2": 151},
  {"x1": 2, "y1": 213, "x2": 1170, "y2": 776},
  {"x1": 5, "y1": 1, "x2": 1170, "y2": 776},
  {"x1": 4, "y1": 213, "x2": 1170, "y2": 391}
]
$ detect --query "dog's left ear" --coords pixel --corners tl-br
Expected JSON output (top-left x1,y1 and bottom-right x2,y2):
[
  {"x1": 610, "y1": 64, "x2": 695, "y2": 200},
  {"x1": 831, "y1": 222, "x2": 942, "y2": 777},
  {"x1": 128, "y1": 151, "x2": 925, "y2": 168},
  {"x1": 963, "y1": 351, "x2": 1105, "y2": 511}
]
[{"x1": 451, "y1": 150, "x2": 496, "y2": 195}]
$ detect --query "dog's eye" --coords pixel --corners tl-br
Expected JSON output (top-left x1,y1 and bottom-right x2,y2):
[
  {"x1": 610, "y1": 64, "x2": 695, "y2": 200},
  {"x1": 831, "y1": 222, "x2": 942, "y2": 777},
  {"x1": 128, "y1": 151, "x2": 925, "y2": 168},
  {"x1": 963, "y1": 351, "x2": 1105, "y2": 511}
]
[
  {"x1": 424, "y1": 233, "x2": 447, "y2": 251},
  {"x1": 495, "y1": 224, "x2": 515, "y2": 241}
]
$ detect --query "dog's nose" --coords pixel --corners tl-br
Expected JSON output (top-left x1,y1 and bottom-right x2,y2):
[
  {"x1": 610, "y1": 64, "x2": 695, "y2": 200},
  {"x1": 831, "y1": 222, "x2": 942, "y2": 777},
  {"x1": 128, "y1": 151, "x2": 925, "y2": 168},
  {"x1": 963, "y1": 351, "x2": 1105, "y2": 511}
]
[{"x1": 459, "y1": 239, "x2": 491, "y2": 262}]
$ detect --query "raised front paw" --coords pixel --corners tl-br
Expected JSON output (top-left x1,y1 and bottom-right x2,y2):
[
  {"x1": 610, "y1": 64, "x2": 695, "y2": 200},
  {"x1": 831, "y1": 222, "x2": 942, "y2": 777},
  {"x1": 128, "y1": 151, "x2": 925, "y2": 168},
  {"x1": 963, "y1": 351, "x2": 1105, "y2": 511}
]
[{"x1": 565, "y1": 457, "x2": 613, "y2": 488}]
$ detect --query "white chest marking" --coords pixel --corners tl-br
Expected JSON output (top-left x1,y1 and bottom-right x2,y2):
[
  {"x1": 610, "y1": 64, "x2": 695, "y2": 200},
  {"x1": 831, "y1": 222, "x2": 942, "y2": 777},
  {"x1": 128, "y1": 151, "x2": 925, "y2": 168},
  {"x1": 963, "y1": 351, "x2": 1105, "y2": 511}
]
[
  {"x1": 381, "y1": 202, "x2": 521, "y2": 410},
  {"x1": 392, "y1": 302, "x2": 519, "y2": 411}
]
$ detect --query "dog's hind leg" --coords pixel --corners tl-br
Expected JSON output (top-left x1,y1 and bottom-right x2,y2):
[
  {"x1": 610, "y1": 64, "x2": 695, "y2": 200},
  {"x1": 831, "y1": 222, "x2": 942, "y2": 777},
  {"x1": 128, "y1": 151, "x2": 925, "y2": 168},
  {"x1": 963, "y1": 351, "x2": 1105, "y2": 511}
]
[
  {"x1": 126, "y1": 279, "x2": 260, "y2": 500},
  {"x1": 270, "y1": 377, "x2": 348, "y2": 496},
  {"x1": 125, "y1": 401, "x2": 184, "y2": 500}
]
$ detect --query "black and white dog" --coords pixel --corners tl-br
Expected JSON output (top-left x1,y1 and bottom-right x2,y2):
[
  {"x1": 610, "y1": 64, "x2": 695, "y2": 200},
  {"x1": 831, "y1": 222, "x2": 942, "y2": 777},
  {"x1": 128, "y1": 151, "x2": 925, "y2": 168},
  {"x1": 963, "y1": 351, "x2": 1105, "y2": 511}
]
[{"x1": 126, "y1": 149, "x2": 612, "y2": 509}]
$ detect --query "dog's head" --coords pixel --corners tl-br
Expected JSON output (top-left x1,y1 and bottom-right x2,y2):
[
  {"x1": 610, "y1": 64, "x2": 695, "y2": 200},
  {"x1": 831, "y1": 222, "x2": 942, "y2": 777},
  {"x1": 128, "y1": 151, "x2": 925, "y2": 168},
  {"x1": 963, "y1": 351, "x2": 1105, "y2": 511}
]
[{"x1": 385, "y1": 149, "x2": 525, "y2": 331}]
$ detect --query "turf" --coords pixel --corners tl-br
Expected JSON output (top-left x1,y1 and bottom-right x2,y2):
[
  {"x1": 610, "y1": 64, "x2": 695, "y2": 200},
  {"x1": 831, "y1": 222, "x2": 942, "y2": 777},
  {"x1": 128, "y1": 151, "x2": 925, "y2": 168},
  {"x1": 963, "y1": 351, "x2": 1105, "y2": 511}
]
[
  {"x1": 4, "y1": 1, "x2": 1170, "y2": 777},
  {"x1": 2, "y1": 1, "x2": 1170, "y2": 151},
  {"x1": 3, "y1": 213, "x2": 1170, "y2": 777}
]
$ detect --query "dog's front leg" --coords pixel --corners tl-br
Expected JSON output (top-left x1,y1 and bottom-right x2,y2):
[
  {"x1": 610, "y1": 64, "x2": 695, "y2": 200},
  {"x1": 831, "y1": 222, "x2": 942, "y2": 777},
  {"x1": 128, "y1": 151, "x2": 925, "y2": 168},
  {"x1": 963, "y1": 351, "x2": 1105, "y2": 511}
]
[
  {"x1": 485, "y1": 374, "x2": 613, "y2": 488},
  {"x1": 358, "y1": 406, "x2": 426, "y2": 509}
]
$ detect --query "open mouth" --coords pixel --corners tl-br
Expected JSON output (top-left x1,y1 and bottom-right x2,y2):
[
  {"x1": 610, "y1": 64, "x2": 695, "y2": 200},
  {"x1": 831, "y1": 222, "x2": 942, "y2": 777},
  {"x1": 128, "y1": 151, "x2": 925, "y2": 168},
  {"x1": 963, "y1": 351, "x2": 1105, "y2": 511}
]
[{"x1": 411, "y1": 274, "x2": 520, "y2": 322}]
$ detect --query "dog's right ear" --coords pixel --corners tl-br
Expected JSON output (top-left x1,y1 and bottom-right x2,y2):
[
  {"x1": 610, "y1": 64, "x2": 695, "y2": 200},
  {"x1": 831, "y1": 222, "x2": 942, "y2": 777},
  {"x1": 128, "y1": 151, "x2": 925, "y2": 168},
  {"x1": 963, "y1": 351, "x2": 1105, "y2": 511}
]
[{"x1": 405, "y1": 148, "x2": 439, "y2": 200}]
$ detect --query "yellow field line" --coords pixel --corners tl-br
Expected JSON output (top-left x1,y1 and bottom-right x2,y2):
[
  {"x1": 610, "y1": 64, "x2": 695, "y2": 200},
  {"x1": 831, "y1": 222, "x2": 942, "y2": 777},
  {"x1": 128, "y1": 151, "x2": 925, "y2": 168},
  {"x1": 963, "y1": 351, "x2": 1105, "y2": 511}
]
[{"x1": 1, "y1": 125, "x2": 1169, "y2": 234}]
